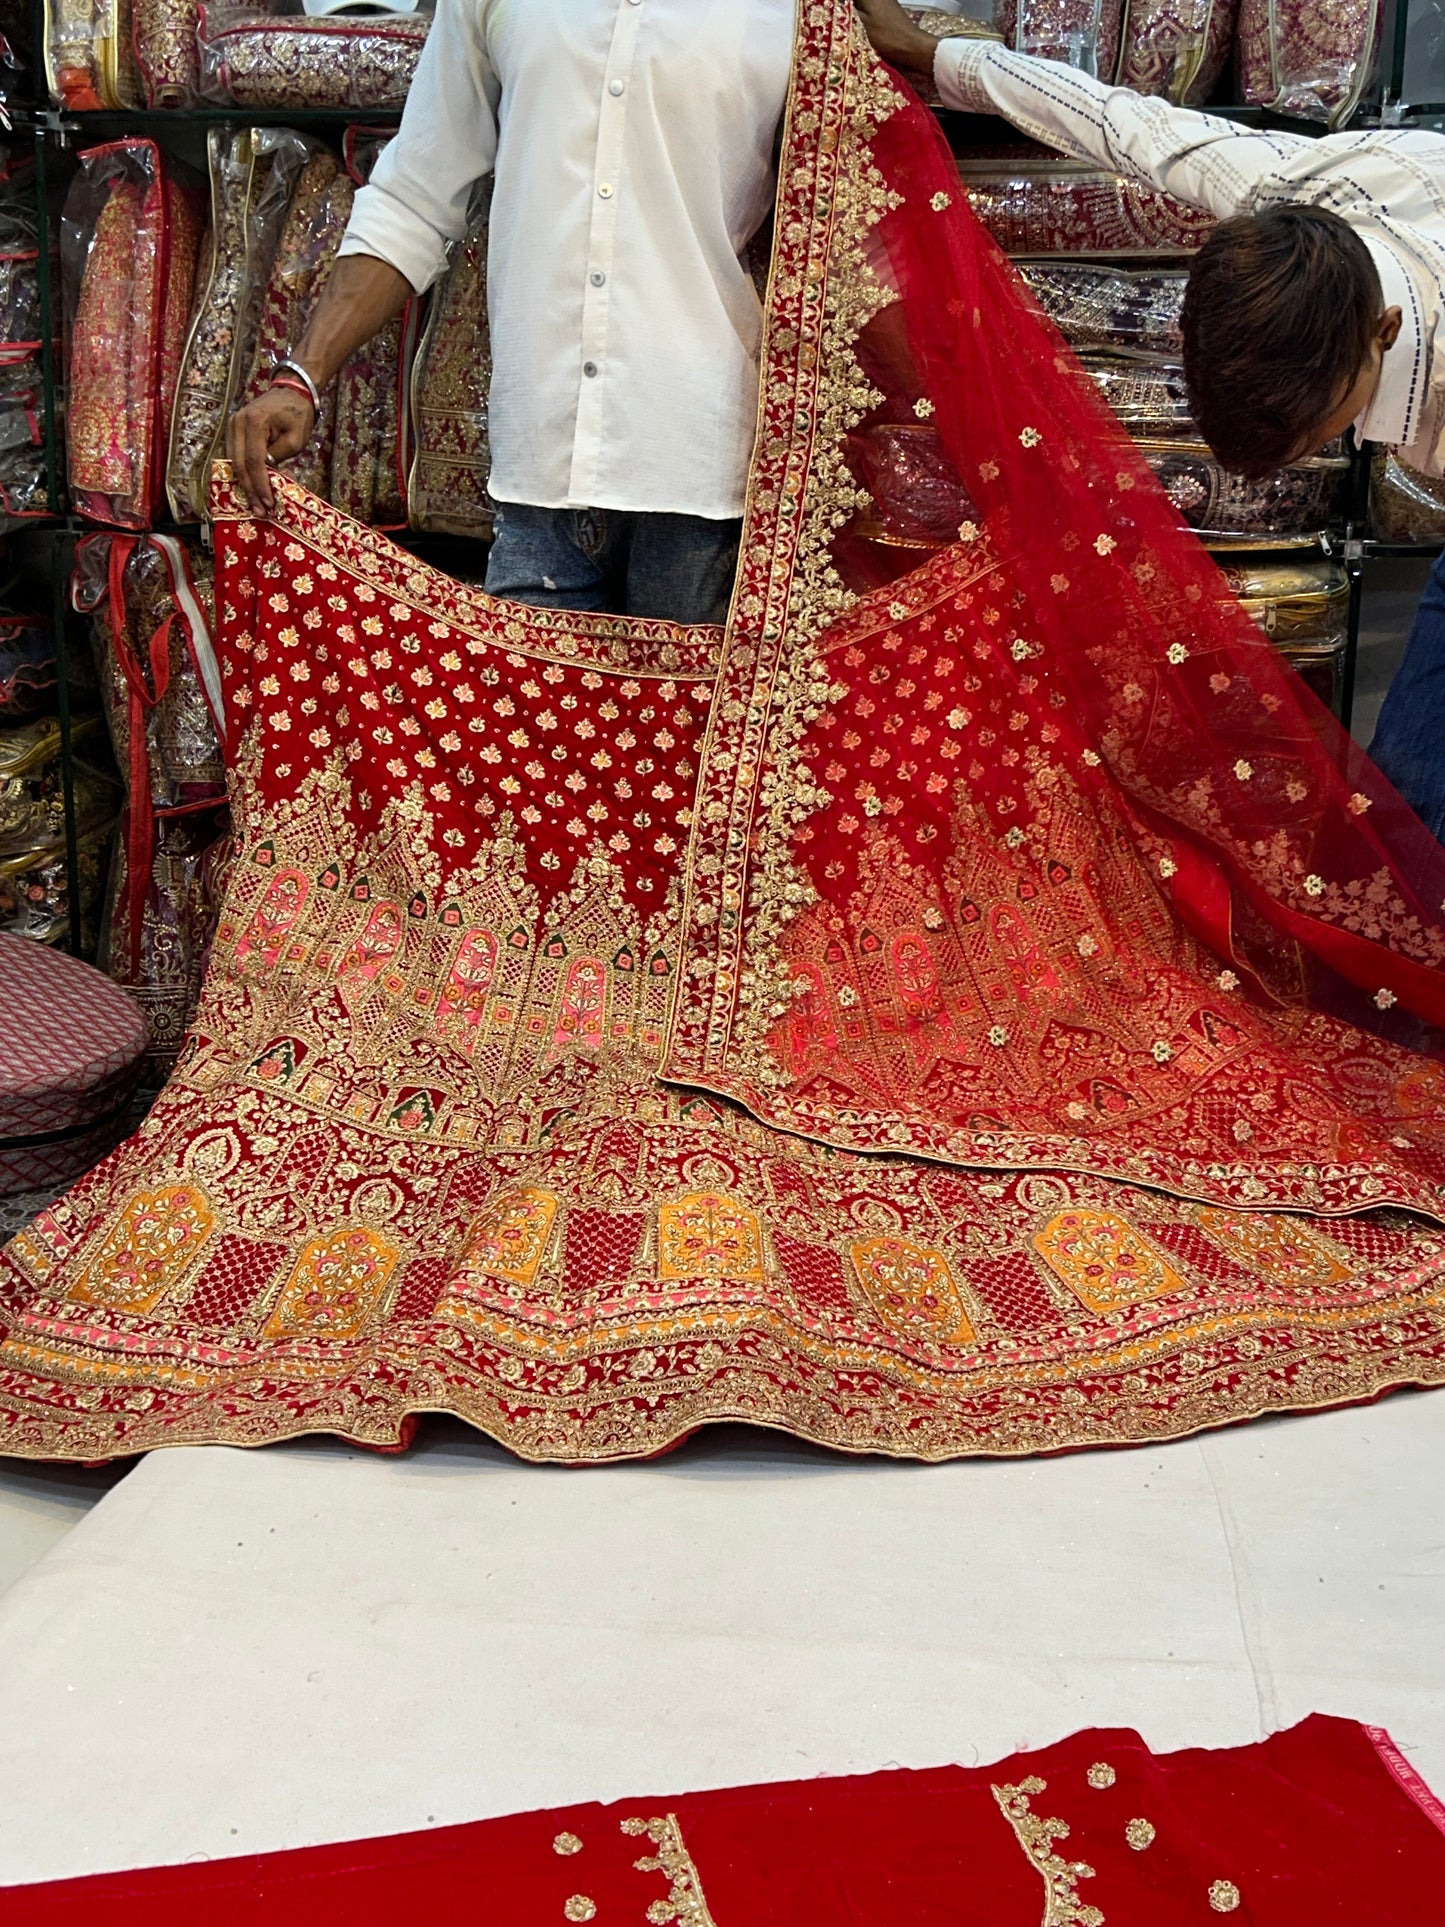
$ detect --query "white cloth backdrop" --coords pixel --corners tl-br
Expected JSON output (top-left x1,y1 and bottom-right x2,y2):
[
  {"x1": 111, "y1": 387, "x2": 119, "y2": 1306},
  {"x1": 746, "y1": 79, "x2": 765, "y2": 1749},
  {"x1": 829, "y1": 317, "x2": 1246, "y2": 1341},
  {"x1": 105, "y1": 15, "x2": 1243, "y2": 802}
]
[{"x1": 0, "y1": 1391, "x2": 1442, "y2": 1886}]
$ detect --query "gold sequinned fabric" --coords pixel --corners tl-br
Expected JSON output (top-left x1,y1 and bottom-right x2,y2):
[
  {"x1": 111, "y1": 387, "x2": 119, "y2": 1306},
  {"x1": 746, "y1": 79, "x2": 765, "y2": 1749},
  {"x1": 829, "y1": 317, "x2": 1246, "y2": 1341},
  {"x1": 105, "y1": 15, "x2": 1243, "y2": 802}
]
[{"x1": 407, "y1": 187, "x2": 494, "y2": 540}]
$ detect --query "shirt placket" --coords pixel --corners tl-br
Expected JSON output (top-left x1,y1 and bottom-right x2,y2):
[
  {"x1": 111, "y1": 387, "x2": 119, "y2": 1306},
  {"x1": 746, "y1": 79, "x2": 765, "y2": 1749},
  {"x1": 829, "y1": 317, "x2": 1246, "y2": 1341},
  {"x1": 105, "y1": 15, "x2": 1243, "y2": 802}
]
[{"x1": 568, "y1": 0, "x2": 644, "y2": 507}]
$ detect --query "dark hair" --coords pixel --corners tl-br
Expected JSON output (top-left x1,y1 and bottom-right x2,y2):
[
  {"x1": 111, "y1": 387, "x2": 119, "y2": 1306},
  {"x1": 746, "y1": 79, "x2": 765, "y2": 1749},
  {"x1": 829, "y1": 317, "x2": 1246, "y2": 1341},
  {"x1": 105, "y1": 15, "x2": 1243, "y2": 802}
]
[{"x1": 1180, "y1": 204, "x2": 1382, "y2": 478}]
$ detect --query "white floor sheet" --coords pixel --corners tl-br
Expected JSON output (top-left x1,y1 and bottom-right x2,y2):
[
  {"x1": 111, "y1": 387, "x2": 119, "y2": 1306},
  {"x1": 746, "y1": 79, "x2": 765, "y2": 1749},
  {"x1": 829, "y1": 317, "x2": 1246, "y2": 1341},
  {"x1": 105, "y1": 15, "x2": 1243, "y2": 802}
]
[{"x1": 1, "y1": 1391, "x2": 1442, "y2": 1887}]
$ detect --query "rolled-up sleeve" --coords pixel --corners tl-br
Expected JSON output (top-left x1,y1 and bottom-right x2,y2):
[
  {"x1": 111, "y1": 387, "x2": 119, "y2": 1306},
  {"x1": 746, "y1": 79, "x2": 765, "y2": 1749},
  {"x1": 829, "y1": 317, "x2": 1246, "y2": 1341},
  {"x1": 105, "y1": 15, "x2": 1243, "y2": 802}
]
[{"x1": 339, "y1": 0, "x2": 500, "y2": 294}]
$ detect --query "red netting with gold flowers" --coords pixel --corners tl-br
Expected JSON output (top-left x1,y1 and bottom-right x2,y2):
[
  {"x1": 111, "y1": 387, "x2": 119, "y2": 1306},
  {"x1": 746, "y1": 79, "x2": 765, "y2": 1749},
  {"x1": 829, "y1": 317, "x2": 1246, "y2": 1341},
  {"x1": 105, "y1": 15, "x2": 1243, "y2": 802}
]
[{"x1": 1, "y1": 0, "x2": 1444, "y2": 1465}]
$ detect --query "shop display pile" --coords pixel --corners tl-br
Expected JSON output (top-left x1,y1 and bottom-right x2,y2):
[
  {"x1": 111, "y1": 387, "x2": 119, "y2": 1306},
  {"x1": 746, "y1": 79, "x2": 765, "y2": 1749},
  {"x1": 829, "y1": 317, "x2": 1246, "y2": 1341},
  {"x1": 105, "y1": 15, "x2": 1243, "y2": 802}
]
[{"x1": 0, "y1": 0, "x2": 1431, "y2": 1073}]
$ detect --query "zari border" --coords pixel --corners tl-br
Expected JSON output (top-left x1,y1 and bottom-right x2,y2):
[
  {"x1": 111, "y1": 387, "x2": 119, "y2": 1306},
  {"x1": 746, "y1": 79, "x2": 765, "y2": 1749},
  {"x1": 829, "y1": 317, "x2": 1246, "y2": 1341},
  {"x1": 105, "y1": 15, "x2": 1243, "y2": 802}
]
[
  {"x1": 666, "y1": 0, "x2": 906, "y2": 1077},
  {"x1": 212, "y1": 466, "x2": 723, "y2": 680}
]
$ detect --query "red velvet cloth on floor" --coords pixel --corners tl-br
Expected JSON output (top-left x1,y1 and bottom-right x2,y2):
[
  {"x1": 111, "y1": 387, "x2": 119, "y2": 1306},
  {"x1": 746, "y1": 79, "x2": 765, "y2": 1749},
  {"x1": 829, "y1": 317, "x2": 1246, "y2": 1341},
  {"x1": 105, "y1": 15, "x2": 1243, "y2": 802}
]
[{"x1": 4, "y1": 1717, "x2": 1443, "y2": 1924}]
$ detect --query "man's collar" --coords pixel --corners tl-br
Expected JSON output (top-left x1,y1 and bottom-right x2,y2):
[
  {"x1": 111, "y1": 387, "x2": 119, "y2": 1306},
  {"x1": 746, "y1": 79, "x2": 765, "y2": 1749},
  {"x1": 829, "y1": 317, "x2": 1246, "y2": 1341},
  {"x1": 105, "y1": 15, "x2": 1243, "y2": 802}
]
[{"x1": 1358, "y1": 237, "x2": 1424, "y2": 447}]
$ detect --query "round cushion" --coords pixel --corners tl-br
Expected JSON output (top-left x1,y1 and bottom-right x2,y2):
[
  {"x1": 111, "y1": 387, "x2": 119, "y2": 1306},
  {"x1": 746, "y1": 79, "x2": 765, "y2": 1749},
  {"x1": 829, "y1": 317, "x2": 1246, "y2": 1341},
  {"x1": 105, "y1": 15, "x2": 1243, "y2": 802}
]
[{"x1": 0, "y1": 930, "x2": 148, "y2": 1198}]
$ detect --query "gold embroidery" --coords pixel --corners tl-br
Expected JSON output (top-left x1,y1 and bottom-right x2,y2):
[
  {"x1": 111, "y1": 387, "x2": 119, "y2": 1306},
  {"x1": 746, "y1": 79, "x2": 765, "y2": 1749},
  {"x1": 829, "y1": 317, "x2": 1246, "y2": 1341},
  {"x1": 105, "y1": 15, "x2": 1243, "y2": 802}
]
[
  {"x1": 621, "y1": 1815, "x2": 719, "y2": 1927},
  {"x1": 464, "y1": 1189, "x2": 560, "y2": 1289},
  {"x1": 992, "y1": 1778, "x2": 1104, "y2": 1927},
  {"x1": 563, "y1": 1900, "x2": 596, "y2": 1923},
  {"x1": 553, "y1": 1833, "x2": 583, "y2": 1857},
  {"x1": 1034, "y1": 1210, "x2": 1185, "y2": 1314},
  {"x1": 262, "y1": 1227, "x2": 399, "y2": 1339},
  {"x1": 1195, "y1": 1209, "x2": 1351, "y2": 1289},
  {"x1": 850, "y1": 1237, "x2": 974, "y2": 1345},
  {"x1": 658, "y1": 1194, "x2": 766, "y2": 1283},
  {"x1": 1125, "y1": 1817, "x2": 1155, "y2": 1850},
  {"x1": 1086, "y1": 1763, "x2": 1116, "y2": 1790},
  {"x1": 67, "y1": 1186, "x2": 217, "y2": 1315},
  {"x1": 1209, "y1": 1880, "x2": 1241, "y2": 1913}
]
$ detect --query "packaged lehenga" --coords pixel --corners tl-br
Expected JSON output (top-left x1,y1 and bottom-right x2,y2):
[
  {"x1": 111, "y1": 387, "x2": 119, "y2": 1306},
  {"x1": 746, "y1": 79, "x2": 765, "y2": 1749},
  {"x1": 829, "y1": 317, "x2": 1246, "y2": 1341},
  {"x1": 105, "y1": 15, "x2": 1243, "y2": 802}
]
[
  {"x1": 1017, "y1": 260, "x2": 1187, "y2": 357},
  {"x1": 957, "y1": 154, "x2": 1213, "y2": 254},
  {"x1": 1237, "y1": 0, "x2": 1383, "y2": 128},
  {"x1": 76, "y1": 533, "x2": 227, "y2": 1082},
  {"x1": 131, "y1": 0, "x2": 199, "y2": 106},
  {"x1": 1116, "y1": 0, "x2": 1238, "y2": 103},
  {"x1": 196, "y1": 4, "x2": 428, "y2": 109},
  {"x1": 406, "y1": 186, "x2": 493, "y2": 540},
  {"x1": 1370, "y1": 450, "x2": 1445, "y2": 548},
  {"x1": 3, "y1": 0, "x2": 1445, "y2": 1465},
  {"x1": 64, "y1": 139, "x2": 203, "y2": 530},
  {"x1": 331, "y1": 128, "x2": 413, "y2": 530},
  {"x1": 1217, "y1": 559, "x2": 1351, "y2": 714},
  {"x1": 42, "y1": 0, "x2": 139, "y2": 108},
  {"x1": 166, "y1": 126, "x2": 316, "y2": 525}
]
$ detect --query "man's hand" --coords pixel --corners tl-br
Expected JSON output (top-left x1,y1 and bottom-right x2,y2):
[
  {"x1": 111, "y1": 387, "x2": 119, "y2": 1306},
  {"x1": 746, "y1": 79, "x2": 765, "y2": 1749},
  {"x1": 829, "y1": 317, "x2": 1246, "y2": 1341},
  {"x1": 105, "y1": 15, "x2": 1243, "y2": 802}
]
[
  {"x1": 855, "y1": 0, "x2": 940, "y2": 77},
  {"x1": 225, "y1": 387, "x2": 316, "y2": 514}
]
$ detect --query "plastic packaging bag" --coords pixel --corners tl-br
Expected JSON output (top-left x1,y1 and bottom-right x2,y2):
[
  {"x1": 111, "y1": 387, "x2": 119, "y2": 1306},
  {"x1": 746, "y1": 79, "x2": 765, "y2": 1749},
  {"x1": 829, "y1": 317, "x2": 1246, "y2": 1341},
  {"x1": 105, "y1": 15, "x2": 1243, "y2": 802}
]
[
  {"x1": 75, "y1": 531, "x2": 227, "y2": 1075},
  {"x1": 957, "y1": 156, "x2": 1212, "y2": 253},
  {"x1": 42, "y1": 0, "x2": 139, "y2": 107},
  {"x1": 64, "y1": 138, "x2": 203, "y2": 528},
  {"x1": 197, "y1": 4, "x2": 429, "y2": 109},
  {"x1": 1237, "y1": 0, "x2": 1382, "y2": 129},
  {"x1": 0, "y1": 712, "x2": 117, "y2": 859},
  {"x1": 132, "y1": 0, "x2": 200, "y2": 106},
  {"x1": 1139, "y1": 440, "x2": 1349, "y2": 545},
  {"x1": 997, "y1": 0, "x2": 1124, "y2": 75},
  {"x1": 1017, "y1": 259, "x2": 1186, "y2": 357},
  {"x1": 1370, "y1": 450, "x2": 1445, "y2": 546},
  {"x1": 166, "y1": 125, "x2": 314, "y2": 522},
  {"x1": 1116, "y1": 0, "x2": 1237, "y2": 103},
  {"x1": 331, "y1": 126, "x2": 414, "y2": 528},
  {"x1": 407, "y1": 185, "x2": 493, "y2": 539},
  {"x1": 0, "y1": 822, "x2": 112, "y2": 946},
  {"x1": 1081, "y1": 354, "x2": 1193, "y2": 436},
  {"x1": 233, "y1": 148, "x2": 354, "y2": 498}
]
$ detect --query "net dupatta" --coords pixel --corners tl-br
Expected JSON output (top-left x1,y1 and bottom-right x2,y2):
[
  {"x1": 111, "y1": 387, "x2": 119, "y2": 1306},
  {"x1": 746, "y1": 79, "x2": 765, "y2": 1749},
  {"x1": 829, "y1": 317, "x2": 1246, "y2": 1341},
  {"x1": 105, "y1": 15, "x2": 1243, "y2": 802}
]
[{"x1": 662, "y1": 4, "x2": 1445, "y2": 1210}]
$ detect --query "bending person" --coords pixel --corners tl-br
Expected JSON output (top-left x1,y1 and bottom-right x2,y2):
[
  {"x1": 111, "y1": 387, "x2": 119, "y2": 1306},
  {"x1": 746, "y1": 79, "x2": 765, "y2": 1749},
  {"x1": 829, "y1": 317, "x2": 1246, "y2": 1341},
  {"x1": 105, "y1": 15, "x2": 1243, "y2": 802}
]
[
  {"x1": 226, "y1": 0, "x2": 795, "y2": 625},
  {"x1": 859, "y1": 0, "x2": 1445, "y2": 842}
]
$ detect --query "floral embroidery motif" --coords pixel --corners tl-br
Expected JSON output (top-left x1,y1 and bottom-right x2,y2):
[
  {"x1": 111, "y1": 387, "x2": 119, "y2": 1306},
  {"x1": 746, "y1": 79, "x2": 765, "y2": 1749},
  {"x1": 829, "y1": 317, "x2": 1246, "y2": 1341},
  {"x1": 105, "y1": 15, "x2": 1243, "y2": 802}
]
[
  {"x1": 262, "y1": 1228, "x2": 400, "y2": 1339},
  {"x1": 992, "y1": 1778, "x2": 1104, "y2": 1927},
  {"x1": 1193, "y1": 1210, "x2": 1350, "y2": 1290},
  {"x1": 1033, "y1": 1211, "x2": 1185, "y2": 1315},
  {"x1": 1209, "y1": 1879, "x2": 1241, "y2": 1912},
  {"x1": 850, "y1": 1238, "x2": 975, "y2": 1345},
  {"x1": 621, "y1": 1815, "x2": 719, "y2": 1927},
  {"x1": 65, "y1": 1186, "x2": 217, "y2": 1315},
  {"x1": 1086, "y1": 1763, "x2": 1116, "y2": 1789},
  {"x1": 1126, "y1": 1817, "x2": 1156, "y2": 1850},
  {"x1": 463, "y1": 1189, "x2": 561, "y2": 1290},
  {"x1": 563, "y1": 1899, "x2": 596, "y2": 1922},
  {"x1": 658, "y1": 1195, "x2": 766, "y2": 1283},
  {"x1": 553, "y1": 1833, "x2": 583, "y2": 1856}
]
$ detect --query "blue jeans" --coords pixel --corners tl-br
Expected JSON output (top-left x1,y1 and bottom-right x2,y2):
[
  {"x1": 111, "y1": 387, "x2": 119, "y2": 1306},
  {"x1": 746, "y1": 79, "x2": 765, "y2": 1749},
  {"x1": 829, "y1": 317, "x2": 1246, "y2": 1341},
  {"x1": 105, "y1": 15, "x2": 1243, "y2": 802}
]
[
  {"x1": 484, "y1": 503, "x2": 741, "y2": 625},
  {"x1": 1372, "y1": 545, "x2": 1445, "y2": 842}
]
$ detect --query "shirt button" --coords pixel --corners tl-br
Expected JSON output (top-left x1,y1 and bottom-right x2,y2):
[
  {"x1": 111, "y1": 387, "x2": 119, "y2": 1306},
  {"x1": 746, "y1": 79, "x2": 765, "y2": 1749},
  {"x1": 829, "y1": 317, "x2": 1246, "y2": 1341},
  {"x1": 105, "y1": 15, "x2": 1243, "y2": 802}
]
[
  {"x1": 583, "y1": 361, "x2": 599, "y2": 377},
  {"x1": 598, "y1": 182, "x2": 614, "y2": 199},
  {"x1": 608, "y1": 78, "x2": 625, "y2": 96},
  {"x1": 590, "y1": 270, "x2": 606, "y2": 286}
]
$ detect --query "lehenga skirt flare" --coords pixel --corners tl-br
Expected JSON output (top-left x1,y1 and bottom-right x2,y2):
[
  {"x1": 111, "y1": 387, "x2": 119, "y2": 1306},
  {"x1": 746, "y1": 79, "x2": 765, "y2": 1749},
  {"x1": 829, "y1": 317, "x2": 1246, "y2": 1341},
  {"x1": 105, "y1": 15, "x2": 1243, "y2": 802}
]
[{"x1": 4, "y1": 0, "x2": 1445, "y2": 1462}]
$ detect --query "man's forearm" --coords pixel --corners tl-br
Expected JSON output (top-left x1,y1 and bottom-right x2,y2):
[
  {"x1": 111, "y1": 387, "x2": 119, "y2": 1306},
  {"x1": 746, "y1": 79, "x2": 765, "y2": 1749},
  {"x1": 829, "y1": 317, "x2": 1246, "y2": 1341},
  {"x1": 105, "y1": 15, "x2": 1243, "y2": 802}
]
[
  {"x1": 292, "y1": 253, "x2": 415, "y2": 391},
  {"x1": 934, "y1": 40, "x2": 1285, "y2": 221}
]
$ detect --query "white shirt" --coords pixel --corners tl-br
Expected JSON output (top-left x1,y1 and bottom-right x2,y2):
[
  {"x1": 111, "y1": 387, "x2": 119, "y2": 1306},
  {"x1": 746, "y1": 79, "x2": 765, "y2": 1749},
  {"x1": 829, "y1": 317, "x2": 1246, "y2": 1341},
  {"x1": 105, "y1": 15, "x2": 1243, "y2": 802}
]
[
  {"x1": 936, "y1": 41, "x2": 1445, "y2": 476},
  {"x1": 340, "y1": 0, "x2": 796, "y2": 518}
]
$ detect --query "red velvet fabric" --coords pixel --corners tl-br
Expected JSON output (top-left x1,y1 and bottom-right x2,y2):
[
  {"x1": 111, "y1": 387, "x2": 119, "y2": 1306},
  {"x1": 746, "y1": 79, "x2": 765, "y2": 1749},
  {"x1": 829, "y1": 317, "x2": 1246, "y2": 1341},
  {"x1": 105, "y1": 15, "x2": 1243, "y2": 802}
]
[{"x1": 4, "y1": 1718, "x2": 1442, "y2": 1924}]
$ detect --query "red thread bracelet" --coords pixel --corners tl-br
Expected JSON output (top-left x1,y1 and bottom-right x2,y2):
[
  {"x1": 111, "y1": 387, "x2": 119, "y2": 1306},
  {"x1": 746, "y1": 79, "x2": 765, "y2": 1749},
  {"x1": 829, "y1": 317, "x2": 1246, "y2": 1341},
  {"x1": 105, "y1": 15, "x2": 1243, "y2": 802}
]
[{"x1": 269, "y1": 375, "x2": 316, "y2": 409}]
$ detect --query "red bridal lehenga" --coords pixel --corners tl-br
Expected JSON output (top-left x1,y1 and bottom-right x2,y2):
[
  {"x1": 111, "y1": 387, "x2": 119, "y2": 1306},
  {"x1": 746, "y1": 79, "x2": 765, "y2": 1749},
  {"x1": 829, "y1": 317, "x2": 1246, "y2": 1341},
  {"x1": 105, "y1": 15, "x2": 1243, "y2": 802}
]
[{"x1": 5, "y1": 1, "x2": 1445, "y2": 1462}]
